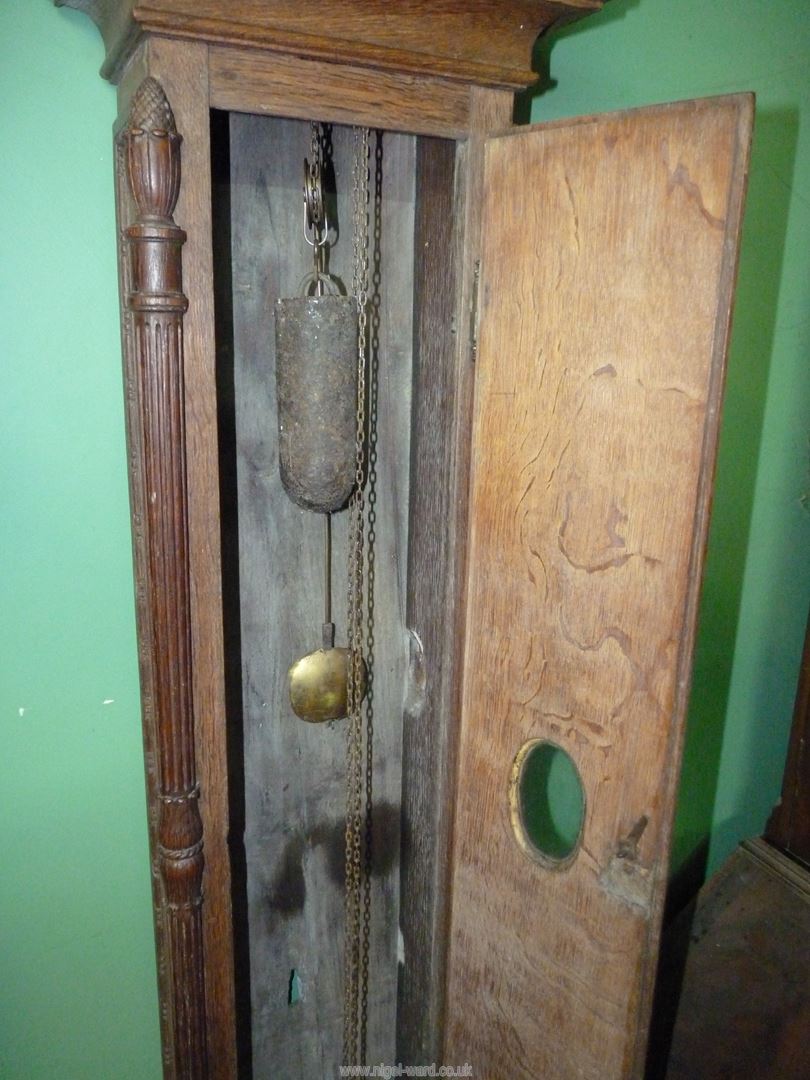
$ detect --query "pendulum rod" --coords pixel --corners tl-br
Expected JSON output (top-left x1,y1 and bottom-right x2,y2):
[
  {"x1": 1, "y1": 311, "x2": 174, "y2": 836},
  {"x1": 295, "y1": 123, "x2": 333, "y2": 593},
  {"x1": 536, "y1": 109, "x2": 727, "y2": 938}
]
[{"x1": 323, "y1": 512, "x2": 334, "y2": 649}]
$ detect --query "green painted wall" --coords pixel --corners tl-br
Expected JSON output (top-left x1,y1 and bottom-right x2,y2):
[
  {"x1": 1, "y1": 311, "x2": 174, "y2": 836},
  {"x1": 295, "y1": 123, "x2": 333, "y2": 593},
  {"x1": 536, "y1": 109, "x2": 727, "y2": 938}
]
[
  {"x1": 0, "y1": 4, "x2": 161, "y2": 1079},
  {"x1": 1, "y1": 1, "x2": 807, "y2": 1076}
]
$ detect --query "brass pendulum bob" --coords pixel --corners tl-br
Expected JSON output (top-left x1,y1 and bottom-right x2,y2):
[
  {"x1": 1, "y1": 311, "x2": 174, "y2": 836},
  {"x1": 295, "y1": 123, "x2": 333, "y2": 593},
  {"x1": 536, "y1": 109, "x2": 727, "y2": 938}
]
[{"x1": 288, "y1": 514, "x2": 366, "y2": 723}]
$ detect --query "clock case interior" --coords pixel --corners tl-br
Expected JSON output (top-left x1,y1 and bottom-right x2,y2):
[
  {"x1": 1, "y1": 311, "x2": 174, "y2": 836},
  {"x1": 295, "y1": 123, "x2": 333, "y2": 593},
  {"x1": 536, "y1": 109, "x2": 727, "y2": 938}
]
[{"x1": 211, "y1": 108, "x2": 473, "y2": 1074}]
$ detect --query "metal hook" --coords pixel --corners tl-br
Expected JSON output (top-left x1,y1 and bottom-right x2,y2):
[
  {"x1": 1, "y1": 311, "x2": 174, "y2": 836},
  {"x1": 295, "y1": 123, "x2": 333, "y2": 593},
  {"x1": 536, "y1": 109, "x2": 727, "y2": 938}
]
[
  {"x1": 303, "y1": 158, "x2": 330, "y2": 247},
  {"x1": 303, "y1": 157, "x2": 331, "y2": 296}
]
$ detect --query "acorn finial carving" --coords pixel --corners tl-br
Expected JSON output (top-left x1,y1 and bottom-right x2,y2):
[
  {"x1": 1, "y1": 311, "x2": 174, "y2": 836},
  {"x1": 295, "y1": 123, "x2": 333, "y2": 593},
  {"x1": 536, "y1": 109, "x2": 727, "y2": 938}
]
[
  {"x1": 130, "y1": 75, "x2": 177, "y2": 134},
  {"x1": 126, "y1": 77, "x2": 182, "y2": 221}
]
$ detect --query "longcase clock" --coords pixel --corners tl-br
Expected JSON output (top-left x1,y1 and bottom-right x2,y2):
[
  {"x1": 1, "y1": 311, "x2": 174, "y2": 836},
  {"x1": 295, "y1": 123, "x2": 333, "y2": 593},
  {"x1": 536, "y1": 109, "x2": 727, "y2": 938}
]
[{"x1": 57, "y1": 3, "x2": 753, "y2": 1077}]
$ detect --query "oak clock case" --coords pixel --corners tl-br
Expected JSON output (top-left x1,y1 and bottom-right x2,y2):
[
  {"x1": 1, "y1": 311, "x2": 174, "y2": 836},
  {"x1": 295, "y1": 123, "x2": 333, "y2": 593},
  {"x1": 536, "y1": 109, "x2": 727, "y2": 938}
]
[{"x1": 58, "y1": 3, "x2": 754, "y2": 1078}]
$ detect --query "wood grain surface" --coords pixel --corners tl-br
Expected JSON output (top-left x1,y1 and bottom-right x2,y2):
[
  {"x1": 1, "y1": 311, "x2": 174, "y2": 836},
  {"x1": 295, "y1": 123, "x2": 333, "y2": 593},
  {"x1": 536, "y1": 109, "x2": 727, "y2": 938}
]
[
  {"x1": 444, "y1": 95, "x2": 753, "y2": 1079},
  {"x1": 147, "y1": 40, "x2": 239, "y2": 1080},
  {"x1": 119, "y1": 70, "x2": 210, "y2": 1080},
  {"x1": 115, "y1": 39, "x2": 240, "y2": 1079},
  {"x1": 209, "y1": 45, "x2": 474, "y2": 140},
  {"x1": 399, "y1": 134, "x2": 461, "y2": 1067},
  {"x1": 113, "y1": 66, "x2": 177, "y2": 1080},
  {"x1": 228, "y1": 116, "x2": 414, "y2": 1076},
  {"x1": 57, "y1": 0, "x2": 602, "y2": 87},
  {"x1": 398, "y1": 88, "x2": 514, "y2": 1066}
]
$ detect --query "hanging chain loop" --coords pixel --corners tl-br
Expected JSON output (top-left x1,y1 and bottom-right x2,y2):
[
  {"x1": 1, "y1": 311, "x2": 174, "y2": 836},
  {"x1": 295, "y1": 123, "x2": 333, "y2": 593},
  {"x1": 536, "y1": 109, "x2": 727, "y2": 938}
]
[
  {"x1": 303, "y1": 121, "x2": 329, "y2": 295},
  {"x1": 343, "y1": 123, "x2": 371, "y2": 1070}
]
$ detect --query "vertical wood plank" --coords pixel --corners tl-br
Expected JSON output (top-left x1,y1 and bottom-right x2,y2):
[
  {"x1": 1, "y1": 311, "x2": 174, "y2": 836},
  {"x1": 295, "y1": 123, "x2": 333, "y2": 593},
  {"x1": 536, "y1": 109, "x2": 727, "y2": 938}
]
[
  {"x1": 229, "y1": 116, "x2": 414, "y2": 1076},
  {"x1": 398, "y1": 133, "x2": 458, "y2": 1066},
  {"x1": 398, "y1": 86, "x2": 514, "y2": 1066},
  {"x1": 444, "y1": 95, "x2": 753, "y2": 1079}
]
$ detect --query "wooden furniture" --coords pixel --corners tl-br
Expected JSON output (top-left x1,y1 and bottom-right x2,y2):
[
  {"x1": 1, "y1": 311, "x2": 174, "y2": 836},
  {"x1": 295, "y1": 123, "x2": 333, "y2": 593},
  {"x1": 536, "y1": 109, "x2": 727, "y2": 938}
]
[{"x1": 58, "y1": 3, "x2": 754, "y2": 1077}]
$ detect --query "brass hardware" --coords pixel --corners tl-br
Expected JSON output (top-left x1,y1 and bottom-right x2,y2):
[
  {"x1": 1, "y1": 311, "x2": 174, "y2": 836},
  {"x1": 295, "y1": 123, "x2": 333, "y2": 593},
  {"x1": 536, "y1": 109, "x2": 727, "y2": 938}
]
[
  {"x1": 287, "y1": 514, "x2": 368, "y2": 723},
  {"x1": 508, "y1": 738, "x2": 586, "y2": 868},
  {"x1": 288, "y1": 646, "x2": 368, "y2": 724}
]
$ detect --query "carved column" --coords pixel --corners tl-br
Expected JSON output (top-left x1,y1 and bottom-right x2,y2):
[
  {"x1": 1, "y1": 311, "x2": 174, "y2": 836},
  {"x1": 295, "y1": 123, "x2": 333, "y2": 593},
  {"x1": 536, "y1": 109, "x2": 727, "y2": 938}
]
[{"x1": 123, "y1": 76, "x2": 208, "y2": 1078}]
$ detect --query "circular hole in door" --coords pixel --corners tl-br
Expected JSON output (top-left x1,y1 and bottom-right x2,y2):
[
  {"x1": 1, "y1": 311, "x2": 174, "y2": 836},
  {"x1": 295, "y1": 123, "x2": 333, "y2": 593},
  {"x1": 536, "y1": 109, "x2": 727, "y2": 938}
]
[{"x1": 510, "y1": 740, "x2": 585, "y2": 866}]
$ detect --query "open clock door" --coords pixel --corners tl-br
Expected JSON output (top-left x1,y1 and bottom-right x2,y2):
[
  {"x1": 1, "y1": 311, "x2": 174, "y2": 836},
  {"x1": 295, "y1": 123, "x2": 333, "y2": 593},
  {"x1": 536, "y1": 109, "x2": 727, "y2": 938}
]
[{"x1": 445, "y1": 95, "x2": 753, "y2": 1078}]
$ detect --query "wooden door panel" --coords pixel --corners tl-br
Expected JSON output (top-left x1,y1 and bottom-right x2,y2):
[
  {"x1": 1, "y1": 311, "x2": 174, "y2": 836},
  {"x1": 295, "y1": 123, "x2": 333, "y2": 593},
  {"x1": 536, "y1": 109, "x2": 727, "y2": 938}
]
[{"x1": 445, "y1": 95, "x2": 753, "y2": 1078}]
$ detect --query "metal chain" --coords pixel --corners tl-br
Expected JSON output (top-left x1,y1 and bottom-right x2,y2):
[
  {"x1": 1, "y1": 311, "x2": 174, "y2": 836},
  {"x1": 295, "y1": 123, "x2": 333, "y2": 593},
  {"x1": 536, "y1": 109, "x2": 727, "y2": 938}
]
[
  {"x1": 305, "y1": 122, "x2": 327, "y2": 293},
  {"x1": 310, "y1": 120, "x2": 319, "y2": 175},
  {"x1": 343, "y1": 124, "x2": 370, "y2": 1069},
  {"x1": 359, "y1": 130, "x2": 382, "y2": 1061}
]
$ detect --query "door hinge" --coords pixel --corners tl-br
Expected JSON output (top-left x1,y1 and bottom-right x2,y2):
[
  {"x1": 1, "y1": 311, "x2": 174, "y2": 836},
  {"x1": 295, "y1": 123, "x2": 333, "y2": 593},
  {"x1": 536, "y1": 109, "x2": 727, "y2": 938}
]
[{"x1": 470, "y1": 259, "x2": 481, "y2": 364}]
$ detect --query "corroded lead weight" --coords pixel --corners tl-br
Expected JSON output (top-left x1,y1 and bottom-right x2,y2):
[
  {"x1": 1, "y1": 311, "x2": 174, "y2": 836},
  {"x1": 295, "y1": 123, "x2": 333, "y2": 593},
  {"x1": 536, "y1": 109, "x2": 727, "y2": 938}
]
[{"x1": 275, "y1": 295, "x2": 358, "y2": 513}]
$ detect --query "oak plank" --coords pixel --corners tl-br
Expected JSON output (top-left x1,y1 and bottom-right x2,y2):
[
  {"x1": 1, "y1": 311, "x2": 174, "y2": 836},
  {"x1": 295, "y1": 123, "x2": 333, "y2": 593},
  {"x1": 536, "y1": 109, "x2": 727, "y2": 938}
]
[
  {"x1": 444, "y1": 95, "x2": 753, "y2": 1079},
  {"x1": 398, "y1": 87, "x2": 514, "y2": 1066},
  {"x1": 209, "y1": 46, "x2": 472, "y2": 140}
]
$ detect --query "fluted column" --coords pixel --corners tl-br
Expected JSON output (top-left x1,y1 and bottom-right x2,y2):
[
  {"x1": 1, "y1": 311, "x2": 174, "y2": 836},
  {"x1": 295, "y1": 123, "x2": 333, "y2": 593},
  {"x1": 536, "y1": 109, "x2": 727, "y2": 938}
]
[{"x1": 123, "y1": 76, "x2": 208, "y2": 1079}]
